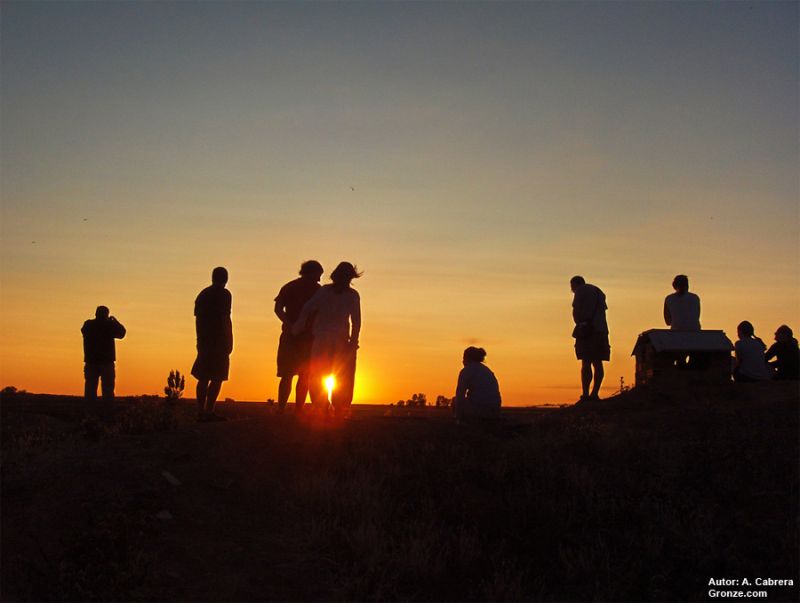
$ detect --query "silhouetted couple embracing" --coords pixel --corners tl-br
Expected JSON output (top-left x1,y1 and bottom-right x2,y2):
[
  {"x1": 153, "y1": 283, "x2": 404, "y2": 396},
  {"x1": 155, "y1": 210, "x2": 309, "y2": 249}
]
[{"x1": 275, "y1": 261, "x2": 362, "y2": 418}]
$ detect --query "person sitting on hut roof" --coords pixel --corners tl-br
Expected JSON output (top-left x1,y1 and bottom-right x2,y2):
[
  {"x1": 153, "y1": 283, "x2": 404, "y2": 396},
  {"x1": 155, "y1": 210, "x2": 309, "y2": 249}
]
[{"x1": 663, "y1": 274, "x2": 701, "y2": 331}]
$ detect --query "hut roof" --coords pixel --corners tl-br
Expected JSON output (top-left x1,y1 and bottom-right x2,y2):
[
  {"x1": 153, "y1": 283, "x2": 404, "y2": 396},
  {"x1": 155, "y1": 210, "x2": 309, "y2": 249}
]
[{"x1": 631, "y1": 329, "x2": 734, "y2": 356}]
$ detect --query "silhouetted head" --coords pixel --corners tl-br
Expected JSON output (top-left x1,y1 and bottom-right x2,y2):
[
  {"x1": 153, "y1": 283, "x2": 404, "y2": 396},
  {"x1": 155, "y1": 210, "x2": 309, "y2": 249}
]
[
  {"x1": 775, "y1": 324, "x2": 793, "y2": 342},
  {"x1": 211, "y1": 266, "x2": 228, "y2": 286},
  {"x1": 570, "y1": 276, "x2": 585, "y2": 292},
  {"x1": 672, "y1": 274, "x2": 689, "y2": 293},
  {"x1": 463, "y1": 346, "x2": 487, "y2": 364},
  {"x1": 299, "y1": 260, "x2": 324, "y2": 280},
  {"x1": 737, "y1": 320, "x2": 755, "y2": 338},
  {"x1": 95, "y1": 306, "x2": 110, "y2": 319},
  {"x1": 330, "y1": 262, "x2": 362, "y2": 286}
]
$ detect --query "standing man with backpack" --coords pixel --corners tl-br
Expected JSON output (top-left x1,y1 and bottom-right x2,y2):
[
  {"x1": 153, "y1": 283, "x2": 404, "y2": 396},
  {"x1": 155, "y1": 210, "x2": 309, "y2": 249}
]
[{"x1": 570, "y1": 276, "x2": 610, "y2": 404}]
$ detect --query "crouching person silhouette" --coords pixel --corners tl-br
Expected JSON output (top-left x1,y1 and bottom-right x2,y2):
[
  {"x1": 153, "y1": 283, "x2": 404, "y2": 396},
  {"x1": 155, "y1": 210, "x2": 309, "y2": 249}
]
[
  {"x1": 81, "y1": 306, "x2": 126, "y2": 402},
  {"x1": 453, "y1": 347, "x2": 502, "y2": 422},
  {"x1": 765, "y1": 325, "x2": 799, "y2": 380},
  {"x1": 192, "y1": 267, "x2": 233, "y2": 422}
]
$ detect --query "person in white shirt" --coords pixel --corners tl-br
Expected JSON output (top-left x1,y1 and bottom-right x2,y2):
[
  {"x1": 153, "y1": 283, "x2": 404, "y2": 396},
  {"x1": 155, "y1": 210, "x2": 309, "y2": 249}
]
[
  {"x1": 293, "y1": 262, "x2": 361, "y2": 416},
  {"x1": 454, "y1": 347, "x2": 502, "y2": 421},
  {"x1": 663, "y1": 275, "x2": 701, "y2": 331},
  {"x1": 733, "y1": 321, "x2": 770, "y2": 382}
]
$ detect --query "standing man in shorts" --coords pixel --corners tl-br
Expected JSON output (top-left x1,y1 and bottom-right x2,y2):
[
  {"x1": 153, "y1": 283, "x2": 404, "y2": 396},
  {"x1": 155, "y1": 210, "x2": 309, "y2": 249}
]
[
  {"x1": 192, "y1": 266, "x2": 233, "y2": 422},
  {"x1": 274, "y1": 260, "x2": 323, "y2": 414},
  {"x1": 570, "y1": 275, "x2": 610, "y2": 403}
]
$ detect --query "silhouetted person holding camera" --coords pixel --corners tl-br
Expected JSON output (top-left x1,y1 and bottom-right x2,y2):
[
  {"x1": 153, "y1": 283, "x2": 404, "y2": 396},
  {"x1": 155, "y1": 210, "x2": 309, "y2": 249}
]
[
  {"x1": 664, "y1": 274, "x2": 701, "y2": 331},
  {"x1": 192, "y1": 267, "x2": 233, "y2": 422},
  {"x1": 274, "y1": 260, "x2": 324, "y2": 414},
  {"x1": 293, "y1": 261, "x2": 361, "y2": 418},
  {"x1": 81, "y1": 306, "x2": 126, "y2": 402},
  {"x1": 765, "y1": 324, "x2": 799, "y2": 380},
  {"x1": 453, "y1": 346, "x2": 501, "y2": 421},
  {"x1": 570, "y1": 276, "x2": 610, "y2": 403}
]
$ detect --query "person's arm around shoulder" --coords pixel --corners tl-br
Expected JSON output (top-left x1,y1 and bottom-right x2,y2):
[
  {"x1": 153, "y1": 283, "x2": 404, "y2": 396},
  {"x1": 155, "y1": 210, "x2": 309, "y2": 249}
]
[
  {"x1": 292, "y1": 288, "x2": 322, "y2": 335},
  {"x1": 349, "y1": 289, "x2": 361, "y2": 347}
]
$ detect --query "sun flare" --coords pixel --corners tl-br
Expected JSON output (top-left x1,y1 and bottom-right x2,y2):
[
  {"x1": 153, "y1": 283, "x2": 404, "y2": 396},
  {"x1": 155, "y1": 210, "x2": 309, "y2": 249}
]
[{"x1": 324, "y1": 375, "x2": 335, "y2": 402}]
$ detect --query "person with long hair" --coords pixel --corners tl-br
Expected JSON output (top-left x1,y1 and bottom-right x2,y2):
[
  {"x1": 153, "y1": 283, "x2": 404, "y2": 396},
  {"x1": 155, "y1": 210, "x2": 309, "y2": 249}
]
[
  {"x1": 293, "y1": 262, "x2": 362, "y2": 417},
  {"x1": 733, "y1": 320, "x2": 770, "y2": 383}
]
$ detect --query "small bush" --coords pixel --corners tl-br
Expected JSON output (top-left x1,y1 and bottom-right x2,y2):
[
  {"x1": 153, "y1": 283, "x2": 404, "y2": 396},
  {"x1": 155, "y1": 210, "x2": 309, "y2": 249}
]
[{"x1": 164, "y1": 370, "x2": 185, "y2": 401}]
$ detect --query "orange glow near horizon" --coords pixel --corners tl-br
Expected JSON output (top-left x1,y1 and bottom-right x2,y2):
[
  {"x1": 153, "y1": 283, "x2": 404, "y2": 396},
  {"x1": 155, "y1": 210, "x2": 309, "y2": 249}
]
[{"x1": 1, "y1": 270, "x2": 797, "y2": 407}]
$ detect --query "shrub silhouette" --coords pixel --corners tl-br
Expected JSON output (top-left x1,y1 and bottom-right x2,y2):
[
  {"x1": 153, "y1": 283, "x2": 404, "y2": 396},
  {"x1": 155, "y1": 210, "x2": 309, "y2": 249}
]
[
  {"x1": 402, "y1": 393, "x2": 427, "y2": 407},
  {"x1": 164, "y1": 370, "x2": 185, "y2": 401},
  {"x1": 435, "y1": 395, "x2": 452, "y2": 408}
]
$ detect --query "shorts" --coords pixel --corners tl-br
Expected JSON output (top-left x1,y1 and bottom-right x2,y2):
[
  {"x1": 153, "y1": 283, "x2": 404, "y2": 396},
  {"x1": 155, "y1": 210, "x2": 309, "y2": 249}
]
[
  {"x1": 575, "y1": 331, "x2": 611, "y2": 362},
  {"x1": 276, "y1": 331, "x2": 313, "y2": 377},
  {"x1": 191, "y1": 348, "x2": 230, "y2": 381}
]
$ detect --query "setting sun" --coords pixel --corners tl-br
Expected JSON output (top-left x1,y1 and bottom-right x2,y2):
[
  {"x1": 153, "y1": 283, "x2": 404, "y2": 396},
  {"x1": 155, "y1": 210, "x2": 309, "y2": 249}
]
[{"x1": 324, "y1": 375, "x2": 335, "y2": 402}]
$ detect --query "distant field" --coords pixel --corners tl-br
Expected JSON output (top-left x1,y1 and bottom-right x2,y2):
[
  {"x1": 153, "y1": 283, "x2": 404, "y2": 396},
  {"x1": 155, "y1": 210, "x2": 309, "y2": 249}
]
[{"x1": 2, "y1": 384, "x2": 798, "y2": 601}]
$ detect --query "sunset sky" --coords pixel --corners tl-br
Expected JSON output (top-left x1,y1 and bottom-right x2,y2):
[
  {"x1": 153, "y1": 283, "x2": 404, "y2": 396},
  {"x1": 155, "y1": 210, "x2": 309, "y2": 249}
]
[{"x1": 1, "y1": 1, "x2": 797, "y2": 405}]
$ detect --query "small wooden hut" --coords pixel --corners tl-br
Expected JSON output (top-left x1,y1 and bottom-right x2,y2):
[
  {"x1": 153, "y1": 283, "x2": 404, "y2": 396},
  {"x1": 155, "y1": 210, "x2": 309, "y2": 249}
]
[{"x1": 631, "y1": 329, "x2": 734, "y2": 387}]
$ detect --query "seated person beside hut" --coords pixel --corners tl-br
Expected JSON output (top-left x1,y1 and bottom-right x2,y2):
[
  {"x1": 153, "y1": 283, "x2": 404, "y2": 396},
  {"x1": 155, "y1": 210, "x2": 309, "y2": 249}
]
[
  {"x1": 453, "y1": 347, "x2": 501, "y2": 421},
  {"x1": 765, "y1": 324, "x2": 799, "y2": 380},
  {"x1": 733, "y1": 321, "x2": 770, "y2": 383}
]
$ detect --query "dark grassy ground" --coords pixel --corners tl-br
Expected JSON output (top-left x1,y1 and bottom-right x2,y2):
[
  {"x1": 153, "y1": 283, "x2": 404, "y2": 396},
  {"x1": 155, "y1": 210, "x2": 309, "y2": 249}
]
[{"x1": 2, "y1": 384, "x2": 798, "y2": 601}]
